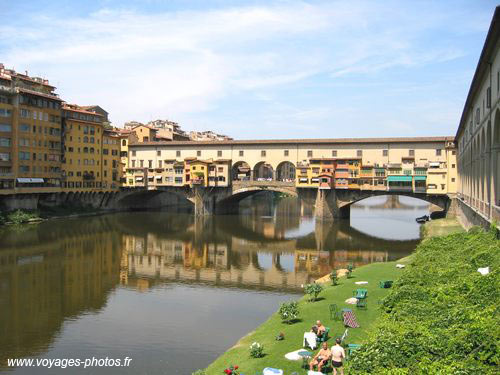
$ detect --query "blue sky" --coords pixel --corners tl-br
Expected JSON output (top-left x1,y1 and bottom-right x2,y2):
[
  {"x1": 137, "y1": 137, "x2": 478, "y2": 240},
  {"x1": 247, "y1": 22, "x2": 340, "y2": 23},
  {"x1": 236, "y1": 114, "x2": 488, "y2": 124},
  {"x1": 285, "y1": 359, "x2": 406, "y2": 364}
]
[{"x1": 0, "y1": 0, "x2": 497, "y2": 139}]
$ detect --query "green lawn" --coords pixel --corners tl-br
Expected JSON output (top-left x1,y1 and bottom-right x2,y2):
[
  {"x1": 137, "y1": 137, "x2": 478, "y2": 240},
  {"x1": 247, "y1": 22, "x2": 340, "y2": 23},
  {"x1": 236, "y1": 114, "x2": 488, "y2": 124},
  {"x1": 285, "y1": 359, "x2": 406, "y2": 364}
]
[{"x1": 204, "y1": 256, "x2": 414, "y2": 375}]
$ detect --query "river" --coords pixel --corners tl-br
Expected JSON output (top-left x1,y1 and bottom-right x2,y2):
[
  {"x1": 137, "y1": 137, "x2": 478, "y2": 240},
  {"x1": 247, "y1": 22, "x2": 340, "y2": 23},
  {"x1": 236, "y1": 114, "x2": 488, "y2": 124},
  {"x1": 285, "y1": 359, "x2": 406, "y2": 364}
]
[{"x1": 0, "y1": 194, "x2": 429, "y2": 374}]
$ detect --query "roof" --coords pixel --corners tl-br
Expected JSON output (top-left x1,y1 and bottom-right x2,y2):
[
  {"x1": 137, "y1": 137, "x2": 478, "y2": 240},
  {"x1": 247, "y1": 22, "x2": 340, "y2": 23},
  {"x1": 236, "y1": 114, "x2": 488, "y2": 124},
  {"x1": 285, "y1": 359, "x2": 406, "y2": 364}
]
[
  {"x1": 18, "y1": 87, "x2": 62, "y2": 101},
  {"x1": 62, "y1": 104, "x2": 104, "y2": 116},
  {"x1": 129, "y1": 136, "x2": 455, "y2": 148},
  {"x1": 456, "y1": 6, "x2": 500, "y2": 138}
]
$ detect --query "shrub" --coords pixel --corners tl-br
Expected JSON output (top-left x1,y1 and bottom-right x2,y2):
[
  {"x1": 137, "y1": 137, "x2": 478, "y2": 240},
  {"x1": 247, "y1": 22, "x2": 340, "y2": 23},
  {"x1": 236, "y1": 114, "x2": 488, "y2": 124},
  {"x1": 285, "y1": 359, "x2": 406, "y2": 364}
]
[
  {"x1": 249, "y1": 342, "x2": 264, "y2": 358},
  {"x1": 278, "y1": 301, "x2": 299, "y2": 324},
  {"x1": 7, "y1": 210, "x2": 39, "y2": 224},
  {"x1": 347, "y1": 229, "x2": 500, "y2": 374},
  {"x1": 304, "y1": 283, "x2": 323, "y2": 301},
  {"x1": 192, "y1": 370, "x2": 206, "y2": 375},
  {"x1": 329, "y1": 270, "x2": 338, "y2": 285}
]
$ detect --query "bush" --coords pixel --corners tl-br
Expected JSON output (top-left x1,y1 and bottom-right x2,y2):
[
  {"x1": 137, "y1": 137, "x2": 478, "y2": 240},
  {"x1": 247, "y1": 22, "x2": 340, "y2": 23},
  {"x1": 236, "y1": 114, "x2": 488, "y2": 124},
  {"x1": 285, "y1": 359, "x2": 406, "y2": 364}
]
[
  {"x1": 347, "y1": 229, "x2": 500, "y2": 374},
  {"x1": 329, "y1": 270, "x2": 338, "y2": 285},
  {"x1": 304, "y1": 283, "x2": 323, "y2": 301},
  {"x1": 7, "y1": 210, "x2": 39, "y2": 224},
  {"x1": 249, "y1": 342, "x2": 264, "y2": 358},
  {"x1": 192, "y1": 370, "x2": 205, "y2": 375},
  {"x1": 278, "y1": 301, "x2": 299, "y2": 324}
]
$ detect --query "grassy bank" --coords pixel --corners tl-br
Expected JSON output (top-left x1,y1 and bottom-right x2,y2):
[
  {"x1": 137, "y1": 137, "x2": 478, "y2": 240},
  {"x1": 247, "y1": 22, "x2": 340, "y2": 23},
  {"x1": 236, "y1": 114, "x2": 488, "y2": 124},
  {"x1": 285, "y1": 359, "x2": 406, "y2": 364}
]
[
  {"x1": 348, "y1": 228, "x2": 499, "y2": 374},
  {"x1": 420, "y1": 216, "x2": 464, "y2": 238},
  {"x1": 203, "y1": 257, "x2": 414, "y2": 375}
]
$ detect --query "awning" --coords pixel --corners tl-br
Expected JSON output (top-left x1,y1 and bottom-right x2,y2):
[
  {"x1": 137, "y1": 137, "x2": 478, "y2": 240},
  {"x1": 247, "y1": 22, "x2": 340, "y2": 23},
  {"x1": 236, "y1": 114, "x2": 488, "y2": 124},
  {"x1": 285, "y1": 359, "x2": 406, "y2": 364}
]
[
  {"x1": 299, "y1": 178, "x2": 308, "y2": 182},
  {"x1": 429, "y1": 162, "x2": 441, "y2": 167},
  {"x1": 387, "y1": 176, "x2": 412, "y2": 182},
  {"x1": 135, "y1": 177, "x2": 143, "y2": 181},
  {"x1": 17, "y1": 178, "x2": 44, "y2": 183},
  {"x1": 156, "y1": 176, "x2": 162, "y2": 180},
  {"x1": 414, "y1": 176, "x2": 427, "y2": 181}
]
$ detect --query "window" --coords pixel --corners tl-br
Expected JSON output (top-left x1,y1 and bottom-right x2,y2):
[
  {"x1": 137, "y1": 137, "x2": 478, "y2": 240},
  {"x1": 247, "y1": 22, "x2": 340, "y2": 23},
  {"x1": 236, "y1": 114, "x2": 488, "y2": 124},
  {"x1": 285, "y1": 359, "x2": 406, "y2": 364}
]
[
  {"x1": 487, "y1": 87, "x2": 491, "y2": 108},
  {"x1": 332, "y1": 150, "x2": 337, "y2": 157},
  {"x1": 19, "y1": 151, "x2": 30, "y2": 160},
  {"x1": 307, "y1": 150, "x2": 313, "y2": 157},
  {"x1": 148, "y1": 160, "x2": 152, "y2": 168},
  {"x1": 122, "y1": 139, "x2": 126, "y2": 146},
  {"x1": 158, "y1": 160, "x2": 162, "y2": 168},
  {"x1": 0, "y1": 138, "x2": 10, "y2": 147},
  {"x1": 131, "y1": 160, "x2": 136, "y2": 168},
  {"x1": 132, "y1": 150, "x2": 136, "y2": 156},
  {"x1": 452, "y1": 163, "x2": 456, "y2": 168},
  {"x1": 261, "y1": 150, "x2": 266, "y2": 157},
  {"x1": 239, "y1": 150, "x2": 244, "y2": 157},
  {"x1": 157, "y1": 150, "x2": 161, "y2": 156},
  {"x1": 0, "y1": 152, "x2": 10, "y2": 161},
  {"x1": 217, "y1": 150, "x2": 222, "y2": 157},
  {"x1": 103, "y1": 149, "x2": 109, "y2": 155},
  {"x1": 176, "y1": 150, "x2": 181, "y2": 157},
  {"x1": 409, "y1": 149, "x2": 415, "y2": 156},
  {"x1": 284, "y1": 150, "x2": 289, "y2": 157},
  {"x1": 20, "y1": 124, "x2": 30, "y2": 132},
  {"x1": 383, "y1": 150, "x2": 388, "y2": 157},
  {"x1": 475, "y1": 108, "x2": 480, "y2": 125},
  {"x1": 20, "y1": 109, "x2": 30, "y2": 118},
  {"x1": 452, "y1": 150, "x2": 456, "y2": 155},
  {"x1": 19, "y1": 138, "x2": 30, "y2": 147},
  {"x1": 19, "y1": 165, "x2": 30, "y2": 173},
  {"x1": 436, "y1": 149, "x2": 442, "y2": 156},
  {"x1": 451, "y1": 178, "x2": 455, "y2": 182},
  {"x1": 357, "y1": 150, "x2": 362, "y2": 157},
  {"x1": 0, "y1": 108, "x2": 11, "y2": 117},
  {"x1": 197, "y1": 150, "x2": 201, "y2": 157}
]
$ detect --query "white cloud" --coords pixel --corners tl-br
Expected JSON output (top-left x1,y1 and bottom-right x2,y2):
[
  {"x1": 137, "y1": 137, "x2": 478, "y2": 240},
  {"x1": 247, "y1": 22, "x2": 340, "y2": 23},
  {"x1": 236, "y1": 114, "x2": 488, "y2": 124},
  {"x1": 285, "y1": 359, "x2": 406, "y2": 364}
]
[{"x1": 0, "y1": 0, "x2": 487, "y2": 136}]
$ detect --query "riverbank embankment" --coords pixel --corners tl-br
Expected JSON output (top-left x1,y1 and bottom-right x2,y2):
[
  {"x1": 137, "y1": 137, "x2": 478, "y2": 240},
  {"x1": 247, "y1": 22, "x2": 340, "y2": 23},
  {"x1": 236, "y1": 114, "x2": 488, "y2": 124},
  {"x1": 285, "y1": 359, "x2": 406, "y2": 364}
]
[
  {"x1": 202, "y1": 256, "x2": 413, "y2": 375},
  {"x1": 203, "y1": 224, "x2": 498, "y2": 375}
]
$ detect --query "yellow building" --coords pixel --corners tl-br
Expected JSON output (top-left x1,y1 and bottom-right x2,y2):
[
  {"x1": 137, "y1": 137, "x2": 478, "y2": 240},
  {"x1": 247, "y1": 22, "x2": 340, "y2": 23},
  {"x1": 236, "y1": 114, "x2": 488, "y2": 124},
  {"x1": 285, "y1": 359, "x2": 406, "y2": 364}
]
[
  {"x1": 61, "y1": 104, "x2": 121, "y2": 192},
  {"x1": 0, "y1": 64, "x2": 63, "y2": 194},
  {"x1": 102, "y1": 129, "x2": 122, "y2": 190},
  {"x1": 184, "y1": 158, "x2": 210, "y2": 186}
]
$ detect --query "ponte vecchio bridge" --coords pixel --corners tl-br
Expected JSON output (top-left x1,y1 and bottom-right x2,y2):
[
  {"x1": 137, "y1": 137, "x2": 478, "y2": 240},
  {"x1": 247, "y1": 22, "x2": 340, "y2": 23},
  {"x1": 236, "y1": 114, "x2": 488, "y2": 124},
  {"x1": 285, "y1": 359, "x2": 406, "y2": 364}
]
[{"x1": 115, "y1": 136, "x2": 458, "y2": 220}]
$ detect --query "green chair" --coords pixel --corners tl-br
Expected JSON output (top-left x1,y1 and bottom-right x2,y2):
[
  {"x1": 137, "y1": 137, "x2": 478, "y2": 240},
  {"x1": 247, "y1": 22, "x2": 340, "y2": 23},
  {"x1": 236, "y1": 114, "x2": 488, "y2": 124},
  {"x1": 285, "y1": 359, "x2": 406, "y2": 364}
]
[
  {"x1": 347, "y1": 344, "x2": 361, "y2": 358},
  {"x1": 379, "y1": 280, "x2": 393, "y2": 288},
  {"x1": 329, "y1": 304, "x2": 341, "y2": 321},
  {"x1": 353, "y1": 288, "x2": 368, "y2": 299},
  {"x1": 356, "y1": 298, "x2": 367, "y2": 309},
  {"x1": 316, "y1": 327, "x2": 330, "y2": 343}
]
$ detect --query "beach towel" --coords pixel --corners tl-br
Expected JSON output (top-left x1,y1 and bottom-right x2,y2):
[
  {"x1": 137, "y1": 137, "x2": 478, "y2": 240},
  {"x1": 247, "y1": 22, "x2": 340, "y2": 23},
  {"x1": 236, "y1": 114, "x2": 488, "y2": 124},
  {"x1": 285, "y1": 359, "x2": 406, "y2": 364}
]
[
  {"x1": 343, "y1": 310, "x2": 360, "y2": 328},
  {"x1": 308, "y1": 371, "x2": 323, "y2": 375},
  {"x1": 355, "y1": 281, "x2": 368, "y2": 284},
  {"x1": 285, "y1": 349, "x2": 312, "y2": 361},
  {"x1": 303, "y1": 332, "x2": 317, "y2": 349},
  {"x1": 263, "y1": 368, "x2": 283, "y2": 375},
  {"x1": 396, "y1": 264, "x2": 405, "y2": 268}
]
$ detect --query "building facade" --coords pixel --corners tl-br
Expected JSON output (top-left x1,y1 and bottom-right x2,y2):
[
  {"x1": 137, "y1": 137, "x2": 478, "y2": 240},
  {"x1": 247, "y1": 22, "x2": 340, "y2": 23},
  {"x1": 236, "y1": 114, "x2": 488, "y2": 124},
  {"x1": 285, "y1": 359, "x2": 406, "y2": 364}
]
[
  {"x1": 0, "y1": 64, "x2": 64, "y2": 194},
  {"x1": 61, "y1": 104, "x2": 121, "y2": 192},
  {"x1": 126, "y1": 137, "x2": 457, "y2": 195},
  {"x1": 456, "y1": 7, "x2": 500, "y2": 225}
]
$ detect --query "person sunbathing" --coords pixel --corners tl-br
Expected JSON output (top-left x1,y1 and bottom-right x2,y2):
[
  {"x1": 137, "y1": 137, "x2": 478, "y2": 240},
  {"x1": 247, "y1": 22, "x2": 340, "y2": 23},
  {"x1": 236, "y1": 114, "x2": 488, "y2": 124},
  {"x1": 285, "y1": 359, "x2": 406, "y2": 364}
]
[
  {"x1": 309, "y1": 342, "x2": 331, "y2": 372},
  {"x1": 314, "y1": 320, "x2": 326, "y2": 339}
]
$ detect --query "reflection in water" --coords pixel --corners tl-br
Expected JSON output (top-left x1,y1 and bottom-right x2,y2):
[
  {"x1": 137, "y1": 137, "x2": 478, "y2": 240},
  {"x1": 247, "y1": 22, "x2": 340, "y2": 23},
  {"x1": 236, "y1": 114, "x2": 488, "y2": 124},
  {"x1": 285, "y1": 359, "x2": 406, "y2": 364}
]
[{"x1": 0, "y1": 194, "x2": 429, "y2": 374}]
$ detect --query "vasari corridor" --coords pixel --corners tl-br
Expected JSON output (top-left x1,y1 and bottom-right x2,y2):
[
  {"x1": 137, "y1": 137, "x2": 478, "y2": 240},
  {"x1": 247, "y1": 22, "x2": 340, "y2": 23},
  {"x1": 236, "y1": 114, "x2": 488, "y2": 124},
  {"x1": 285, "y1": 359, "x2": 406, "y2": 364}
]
[{"x1": 0, "y1": 2, "x2": 499, "y2": 375}]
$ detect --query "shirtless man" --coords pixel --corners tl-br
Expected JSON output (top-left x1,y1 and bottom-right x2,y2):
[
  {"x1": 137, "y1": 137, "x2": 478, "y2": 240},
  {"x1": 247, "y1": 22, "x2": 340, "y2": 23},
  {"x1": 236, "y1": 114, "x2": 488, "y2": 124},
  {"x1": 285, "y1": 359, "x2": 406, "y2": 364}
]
[
  {"x1": 314, "y1": 320, "x2": 326, "y2": 339},
  {"x1": 331, "y1": 338, "x2": 346, "y2": 375},
  {"x1": 309, "y1": 342, "x2": 331, "y2": 372}
]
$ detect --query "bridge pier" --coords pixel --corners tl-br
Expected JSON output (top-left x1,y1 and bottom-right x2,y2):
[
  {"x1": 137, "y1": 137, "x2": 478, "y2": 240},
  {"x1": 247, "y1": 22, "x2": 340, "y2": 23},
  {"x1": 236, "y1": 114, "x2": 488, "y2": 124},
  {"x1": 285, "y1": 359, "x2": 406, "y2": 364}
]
[{"x1": 314, "y1": 189, "x2": 350, "y2": 222}]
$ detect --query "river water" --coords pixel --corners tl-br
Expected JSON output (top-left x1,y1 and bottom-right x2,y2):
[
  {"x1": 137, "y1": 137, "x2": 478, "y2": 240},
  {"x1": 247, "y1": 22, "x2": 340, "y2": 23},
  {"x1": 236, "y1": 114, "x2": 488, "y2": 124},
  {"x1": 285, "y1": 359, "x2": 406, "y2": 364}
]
[{"x1": 0, "y1": 194, "x2": 429, "y2": 374}]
